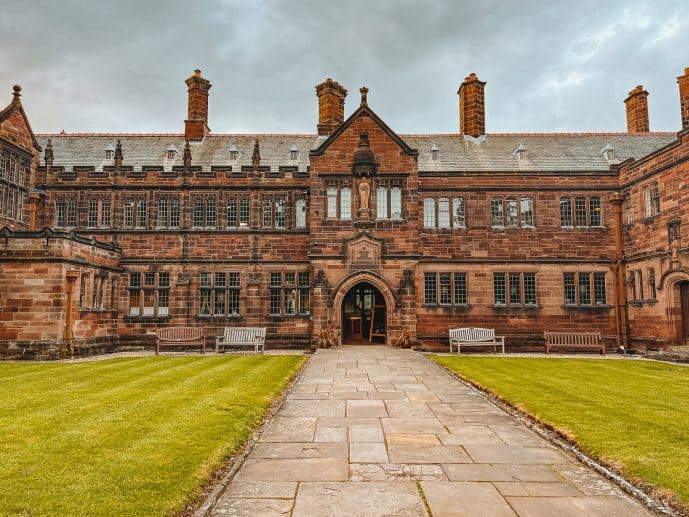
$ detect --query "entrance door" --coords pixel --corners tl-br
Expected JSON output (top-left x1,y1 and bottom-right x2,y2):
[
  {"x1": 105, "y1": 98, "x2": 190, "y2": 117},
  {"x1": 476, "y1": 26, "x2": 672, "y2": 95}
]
[
  {"x1": 681, "y1": 283, "x2": 689, "y2": 345},
  {"x1": 341, "y1": 282, "x2": 386, "y2": 344}
]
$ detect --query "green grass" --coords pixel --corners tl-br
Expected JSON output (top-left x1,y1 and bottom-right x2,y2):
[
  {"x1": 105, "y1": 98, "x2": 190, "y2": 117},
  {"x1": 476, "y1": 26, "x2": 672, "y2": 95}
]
[
  {"x1": 432, "y1": 356, "x2": 689, "y2": 506},
  {"x1": 0, "y1": 355, "x2": 305, "y2": 516}
]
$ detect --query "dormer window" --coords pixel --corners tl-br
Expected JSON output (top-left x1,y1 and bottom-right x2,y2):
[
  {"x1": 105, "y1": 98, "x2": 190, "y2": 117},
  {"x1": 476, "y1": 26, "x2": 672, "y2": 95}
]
[
  {"x1": 429, "y1": 143, "x2": 439, "y2": 161},
  {"x1": 289, "y1": 144, "x2": 299, "y2": 161},
  {"x1": 229, "y1": 144, "x2": 240, "y2": 161},
  {"x1": 601, "y1": 143, "x2": 616, "y2": 163},
  {"x1": 514, "y1": 143, "x2": 528, "y2": 161},
  {"x1": 104, "y1": 143, "x2": 115, "y2": 160},
  {"x1": 166, "y1": 144, "x2": 179, "y2": 161}
]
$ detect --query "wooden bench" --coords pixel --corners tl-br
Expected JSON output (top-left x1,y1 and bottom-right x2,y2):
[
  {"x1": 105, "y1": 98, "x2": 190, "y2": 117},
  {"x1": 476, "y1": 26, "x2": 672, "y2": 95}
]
[
  {"x1": 449, "y1": 327, "x2": 505, "y2": 354},
  {"x1": 544, "y1": 331, "x2": 605, "y2": 355},
  {"x1": 155, "y1": 327, "x2": 205, "y2": 355},
  {"x1": 216, "y1": 327, "x2": 266, "y2": 354}
]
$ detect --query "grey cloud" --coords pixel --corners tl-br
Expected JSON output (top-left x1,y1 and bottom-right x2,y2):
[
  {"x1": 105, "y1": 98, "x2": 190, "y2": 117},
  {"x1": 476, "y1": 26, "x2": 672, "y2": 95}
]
[{"x1": 1, "y1": 0, "x2": 688, "y2": 134}]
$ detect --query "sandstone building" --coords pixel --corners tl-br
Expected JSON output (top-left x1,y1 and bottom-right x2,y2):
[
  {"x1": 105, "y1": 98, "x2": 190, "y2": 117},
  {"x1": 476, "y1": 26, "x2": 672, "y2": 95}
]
[{"x1": 1, "y1": 68, "x2": 689, "y2": 358}]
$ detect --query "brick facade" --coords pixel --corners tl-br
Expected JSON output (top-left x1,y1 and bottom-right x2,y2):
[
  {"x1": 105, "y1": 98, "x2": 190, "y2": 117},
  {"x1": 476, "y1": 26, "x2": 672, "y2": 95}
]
[{"x1": 1, "y1": 68, "x2": 689, "y2": 358}]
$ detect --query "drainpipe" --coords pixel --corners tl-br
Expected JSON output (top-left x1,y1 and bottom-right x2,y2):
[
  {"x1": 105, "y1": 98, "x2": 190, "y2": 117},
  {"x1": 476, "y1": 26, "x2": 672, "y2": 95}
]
[
  {"x1": 609, "y1": 194, "x2": 629, "y2": 349},
  {"x1": 64, "y1": 271, "x2": 79, "y2": 356}
]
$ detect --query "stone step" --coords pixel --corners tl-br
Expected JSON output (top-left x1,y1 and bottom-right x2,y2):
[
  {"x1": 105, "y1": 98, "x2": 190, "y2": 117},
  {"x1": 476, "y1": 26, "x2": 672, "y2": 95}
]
[{"x1": 116, "y1": 346, "x2": 146, "y2": 352}]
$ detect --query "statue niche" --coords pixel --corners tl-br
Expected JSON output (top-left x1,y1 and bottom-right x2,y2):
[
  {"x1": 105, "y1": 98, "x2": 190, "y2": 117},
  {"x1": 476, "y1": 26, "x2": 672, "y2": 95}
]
[{"x1": 352, "y1": 131, "x2": 377, "y2": 220}]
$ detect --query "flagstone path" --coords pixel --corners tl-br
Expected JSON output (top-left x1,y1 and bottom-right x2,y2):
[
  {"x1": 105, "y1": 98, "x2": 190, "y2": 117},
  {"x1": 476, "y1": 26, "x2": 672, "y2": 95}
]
[{"x1": 210, "y1": 345, "x2": 652, "y2": 516}]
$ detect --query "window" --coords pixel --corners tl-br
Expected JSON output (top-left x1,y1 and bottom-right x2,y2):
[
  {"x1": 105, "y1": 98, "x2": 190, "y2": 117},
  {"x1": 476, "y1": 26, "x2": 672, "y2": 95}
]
[
  {"x1": 644, "y1": 182, "x2": 661, "y2": 217},
  {"x1": 376, "y1": 187, "x2": 387, "y2": 220},
  {"x1": 340, "y1": 188, "x2": 351, "y2": 220},
  {"x1": 327, "y1": 187, "x2": 337, "y2": 218},
  {"x1": 239, "y1": 197, "x2": 250, "y2": 226},
  {"x1": 628, "y1": 272, "x2": 637, "y2": 301},
  {"x1": 55, "y1": 199, "x2": 65, "y2": 227},
  {"x1": 262, "y1": 197, "x2": 287, "y2": 228},
  {"x1": 275, "y1": 199, "x2": 285, "y2": 228},
  {"x1": 491, "y1": 198, "x2": 504, "y2": 227},
  {"x1": 86, "y1": 198, "x2": 110, "y2": 228},
  {"x1": 128, "y1": 272, "x2": 170, "y2": 317},
  {"x1": 193, "y1": 196, "x2": 216, "y2": 228},
  {"x1": 589, "y1": 197, "x2": 602, "y2": 226},
  {"x1": 391, "y1": 187, "x2": 402, "y2": 219},
  {"x1": 226, "y1": 198, "x2": 237, "y2": 227},
  {"x1": 269, "y1": 272, "x2": 310, "y2": 316},
  {"x1": 492, "y1": 197, "x2": 534, "y2": 228},
  {"x1": 560, "y1": 197, "x2": 572, "y2": 226},
  {"x1": 423, "y1": 198, "x2": 435, "y2": 227},
  {"x1": 157, "y1": 196, "x2": 180, "y2": 228},
  {"x1": 452, "y1": 197, "x2": 465, "y2": 227},
  {"x1": 229, "y1": 144, "x2": 240, "y2": 161},
  {"x1": 438, "y1": 198, "x2": 450, "y2": 228},
  {"x1": 289, "y1": 145, "x2": 298, "y2": 161},
  {"x1": 66, "y1": 199, "x2": 77, "y2": 227},
  {"x1": 325, "y1": 185, "x2": 351, "y2": 221},
  {"x1": 124, "y1": 198, "x2": 147, "y2": 228},
  {"x1": 102, "y1": 199, "x2": 111, "y2": 227},
  {"x1": 199, "y1": 272, "x2": 240, "y2": 316},
  {"x1": 564, "y1": 272, "x2": 607, "y2": 305},
  {"x1": 574, "y1": 197, "x2": 587, "y2": 226},
  {"x1": 88, "y1": 199, "x2": 98, "y2": 227},
  {"x1": 520, "y1": 197, "x2": 534, "y2": 227},
  {"x1": 494, "y1": 272, "x2": 537, "y2": 305},
  {"x1": 424, "y1": 272, "x2": 468, "y2": 305},
  {"x1": 295, "y1": 198, "x2": 306, "y2": 228},
  {"x1": 624, "y1": 193, "x2": 633, "y2": 224},
  {"x1": 648, "y1": 269, "x2": 656, "y2": 300},
  {"x1": 643, "y1": 187, "x2": 652, "y2": 218},
  {"x1": 80, "y1": 273, "x2": 88, "y2": 309},
  {"x1": 636, "y1": 270, "x2": 644, "y2": 301}
]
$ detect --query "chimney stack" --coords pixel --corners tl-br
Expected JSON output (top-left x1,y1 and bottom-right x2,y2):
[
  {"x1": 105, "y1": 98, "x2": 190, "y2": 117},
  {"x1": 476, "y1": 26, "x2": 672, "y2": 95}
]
[
  {"x1": 185, "y1": 69, "x2": 212, "y2": 141},
  {"x1": 624, "y1": 85, "x2": 650, "y2": 133},
  {"x1": 315, "y1": 78, "x2": 347, "y2": 136},
  {"x1": 458, "y1": 73, "x2": 486, "y2": 138},
  {"x1": 678, "y1": 67, "x2": 689, "y2": 130}
]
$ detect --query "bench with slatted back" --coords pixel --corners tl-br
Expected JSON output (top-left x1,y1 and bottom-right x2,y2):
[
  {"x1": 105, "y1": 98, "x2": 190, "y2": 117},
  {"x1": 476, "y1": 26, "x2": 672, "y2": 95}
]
[
  {"x1": 155, "y1": 327, "x2": 205, "y2": 355},
  {"x1": 216, "y1": 327, "x2": 266, "y2": 354},
  {"x1": 449, "y1": 327, "x2": 505, "y2": 354},
  {"x1": 544, "y1": 331, "x2": 605, "y2": 355}
]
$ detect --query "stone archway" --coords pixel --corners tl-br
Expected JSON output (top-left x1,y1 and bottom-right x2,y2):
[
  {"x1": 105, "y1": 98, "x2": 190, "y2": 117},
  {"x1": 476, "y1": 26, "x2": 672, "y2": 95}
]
[
  {"x1": 660, "y1": 270, "x2": 689, "y2": 346},
  {"x1": 330, "y1": 272, "x2": 398, "y2": 346}
]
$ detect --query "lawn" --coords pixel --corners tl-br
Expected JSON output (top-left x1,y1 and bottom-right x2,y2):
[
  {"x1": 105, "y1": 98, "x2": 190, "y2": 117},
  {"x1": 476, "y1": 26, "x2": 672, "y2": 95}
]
[
  {"x1": 0, "y1": 354, "x2": 305, "y2": 516},
  {"x1": 432, "y1": 356, "x2": 689, "y2": 507}
]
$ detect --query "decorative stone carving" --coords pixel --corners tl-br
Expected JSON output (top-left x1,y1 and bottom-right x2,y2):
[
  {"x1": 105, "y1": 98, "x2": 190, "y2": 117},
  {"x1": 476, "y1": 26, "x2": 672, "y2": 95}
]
[
  {"x1": 347, "y1": 235, "x2": 382, "y2": 267},
  {"x1": 314, "y1": 269, "x2": 330, "y2": 289},
  {"x1": 668, "y1": 218, "x2": 681, "y2": 263}
]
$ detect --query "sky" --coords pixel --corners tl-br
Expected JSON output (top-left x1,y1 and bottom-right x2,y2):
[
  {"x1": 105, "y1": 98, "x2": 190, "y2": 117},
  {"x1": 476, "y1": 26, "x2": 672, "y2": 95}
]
[{"x1": 1, "y1": 0, "x2": 688, "y2": 135}]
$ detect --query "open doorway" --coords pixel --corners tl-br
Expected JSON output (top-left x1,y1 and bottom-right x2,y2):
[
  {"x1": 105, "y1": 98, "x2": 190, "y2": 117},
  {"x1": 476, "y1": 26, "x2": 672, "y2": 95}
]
[
  {"x1": 341, "y1": 282, "x2": 386, "y2": 344},
  {"x1": 680, "y1": 282, "x2": 689, "y2": 346}
]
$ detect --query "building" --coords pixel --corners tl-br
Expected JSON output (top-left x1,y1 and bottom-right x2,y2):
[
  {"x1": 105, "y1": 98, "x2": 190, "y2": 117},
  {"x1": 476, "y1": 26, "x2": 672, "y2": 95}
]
[{"x1": 1, "y1": 68, "x2": 689, "y2": 359}]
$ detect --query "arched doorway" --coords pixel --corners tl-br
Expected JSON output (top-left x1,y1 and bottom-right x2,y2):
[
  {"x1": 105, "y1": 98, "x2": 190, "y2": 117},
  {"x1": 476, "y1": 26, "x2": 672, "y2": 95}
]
[
  {"x1": 341, "y1": 282, "x2": 387, "y2": 344},
  {"x1": 679, "y1": 281, "x2": 689, "y2": 346}
]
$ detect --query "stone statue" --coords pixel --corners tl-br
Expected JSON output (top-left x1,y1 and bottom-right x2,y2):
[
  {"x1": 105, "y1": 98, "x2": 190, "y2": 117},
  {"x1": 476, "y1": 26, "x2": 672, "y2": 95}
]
[{"x1": 358, "y1": 179, "x2": 371, "y2": 210}]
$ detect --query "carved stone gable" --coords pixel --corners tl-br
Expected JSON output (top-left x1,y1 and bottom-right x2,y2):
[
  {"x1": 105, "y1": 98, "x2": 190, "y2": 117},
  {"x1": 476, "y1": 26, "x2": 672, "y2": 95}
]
[{"x1": 346, "y1": 235, "x2": 382, "y2": 267}]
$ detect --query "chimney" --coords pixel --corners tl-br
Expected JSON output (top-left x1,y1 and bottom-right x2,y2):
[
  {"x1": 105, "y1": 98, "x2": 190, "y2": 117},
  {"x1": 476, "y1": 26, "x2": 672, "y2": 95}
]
[
  {"x1": 315, "y1": 78, "x2": 347, "y2": 136},
  {"x1": 678, "y1": 67, "x2": 689, "y2": 129},
  {"x1": 624, "y1": 85, "x2": 649, "y2": 133},
  {"x1": 185, "y1": 69, "x2": 212, "y2": 141},
  {"x1": 458, "y1": 73, "x2": 486, "y2": 138}
]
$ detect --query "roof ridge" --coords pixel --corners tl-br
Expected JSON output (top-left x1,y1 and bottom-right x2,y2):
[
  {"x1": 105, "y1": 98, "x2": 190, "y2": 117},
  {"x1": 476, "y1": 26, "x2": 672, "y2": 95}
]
[
  {"x1": 35, "y1": 132, "x2": 319, "y2": 138},
  {"x1": 401, "y1": 132, "x2": 677, "y2": 137}
]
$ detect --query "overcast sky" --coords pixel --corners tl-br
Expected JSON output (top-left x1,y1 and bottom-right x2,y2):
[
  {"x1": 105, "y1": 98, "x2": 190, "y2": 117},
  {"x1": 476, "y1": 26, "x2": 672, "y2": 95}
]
[{"x1": 2, "y1": 0, "x2": 688, "y2": 134}]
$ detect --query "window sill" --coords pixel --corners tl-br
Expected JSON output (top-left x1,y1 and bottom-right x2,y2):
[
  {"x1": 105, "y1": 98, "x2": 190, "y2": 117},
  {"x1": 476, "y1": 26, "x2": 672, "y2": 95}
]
[
  {"x1": 123, "y1": 315, "x2": 170, "y2": 323},
  {"x1": 268, "y1": 314, "x2": 311, "y2": 320},
  {"x1": 196, "y1": 314, "x2": 242, "y2": 320},
  {"x1": 629, "y1": 299, "x2": 657, "y2": 307},
  {"x1": 642, "y1": 215, "x2": 661, "y2": 225},
  {"x1": 422, "y1": 304, "x2": 471, "y2": 311},
  {"x1": 563, "y1": 304, "x2": 612, "y2": 311},
  {"x1": 491, "y1": 304, "x2": 541, "y2": 311}
]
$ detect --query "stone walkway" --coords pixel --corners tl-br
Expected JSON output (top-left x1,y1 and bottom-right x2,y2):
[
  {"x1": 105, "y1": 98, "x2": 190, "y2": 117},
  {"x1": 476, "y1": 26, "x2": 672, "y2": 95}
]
[{"x1": 210, "y1": 346, "x2": 652, "y2": 516}]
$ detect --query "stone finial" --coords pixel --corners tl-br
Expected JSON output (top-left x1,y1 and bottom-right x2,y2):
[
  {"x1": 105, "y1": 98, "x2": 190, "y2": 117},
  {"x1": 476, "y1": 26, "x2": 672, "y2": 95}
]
[
  {"x1": 183, "y1": 140, "x2": 192, "y2": 168},
  {"x1": 114, "y1": 139, "x2": 123, "y2": 168},
  {"x1": 252, "y1": 139, "x2": 261, "y2": 168},
  {"x1": 12, "y1": 85, "x2": 21, "y2": 101},
  {"x1": 44, "y1": 138, "x2": 54, "y2": 167},
  {"x1": 360, "y1": 86, "x2": 369, "y2": 105}
]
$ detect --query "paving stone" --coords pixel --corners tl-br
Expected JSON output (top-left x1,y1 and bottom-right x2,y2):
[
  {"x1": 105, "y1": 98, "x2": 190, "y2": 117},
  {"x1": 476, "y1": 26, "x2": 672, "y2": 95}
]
[
  {"x1": 440, "y1": 426, "x2": 504, "y2": 445},
  {"x1": 251, "y1": 442, "x2": 348, "y2": 459},
  {"x1": 224, "y1": 481, "x2": 298, "y2": 499},
  {"x1": 388, "y1": 444, "x2": 472, "y2": 464},
  {"x1": 328, "y1": 391, "x2": 368, "y2": 400},
  {"x1": 348, "y1": 425, "x2": 384, "y2": 442},
  {"x1": 314, "y1": 425, "x2": 347, "y2": 442},
  {"x1": 381, "y1": 417, "x2": 446, "y2": 434},
  {"x1": 386, "y1": 433, "x2": 440, "y2": 445},
  {"x1": 506, "y1": 496, "x2": 651, "y2": 516},
  {"x1": 407, "y1": 392, "x2": 441, "y2": 403},
  {"x1": 444, "y1": 464, "x2": 563, "y2": 482},
  {"x1": 280, "y1": 399, "x2": 346, "y2": 417},
  {"x1": 350, "y1": 442, "x2": 389, "y2": 463},
  {"x1": 386, "y1": 401, "x2": 435, "y2": 417},
  {"x1": 237, "y1": 458, "x2": 349, "y2": 482},
  {"x1": 346, "y1": 400, "x2": 389, "y2": 417},
  {"x1": 464, "y1": 445, "x2": 569, "y2": 464},
  {"x1": 494, "y1": 481, "x2": 582, "y2": 497},
  {"x1": 421, "y1": 481, "x2": 517, "y2": 516},
  {"x1": 319, "y1": 417, "x2": 381, "y2": 427},
  {"x1": 367, "y1": 391, "x2": 407, "y2": 400},
  {"x1": 292, "y1": 481, "x2": 425, "y2": 516},
  {"x1": 213, "y1": 498, "x2": 293, "y2": 516},
  {"x1": 490, "y1": 425, "x2": 546, "y2": 446},
  {"x1": 553, "y1": 463, "x2": 624, "y2": 496},
  {"x1": 350, "y1": 462, "x2": 448, "y2": 481},
  {"x1": 260, "y1": 417, "x2": 317, "y2": 442}
]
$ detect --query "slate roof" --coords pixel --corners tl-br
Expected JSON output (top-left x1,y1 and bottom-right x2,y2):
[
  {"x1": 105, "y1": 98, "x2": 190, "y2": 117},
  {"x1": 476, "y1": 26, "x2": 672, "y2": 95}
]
[{"x1": 35, "y1": 132, "x2": 677, "y2": 173}]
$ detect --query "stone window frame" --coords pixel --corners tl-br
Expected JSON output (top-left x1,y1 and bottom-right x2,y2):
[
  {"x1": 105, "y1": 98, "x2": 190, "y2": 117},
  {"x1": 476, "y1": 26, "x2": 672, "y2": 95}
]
[
  {"x1": 269, "y1": 271, "x2": 310, "y2": 317},
  {"x1": 423, "y1": 195, "x2": 466, "y2": 229},
  {"x1": 192, "y1": 193, "x2": 217, "y2": 229},
  {"x1": 54, "y1": 195, "x2": 79, "y2": 228},
  {"x1": 375, "y1": 180, "x2": 404, "y2": 221},
  {"x1": 642, "y1": 181, "x2": 661, "y2": 219},
  {"x1": 123, "y1": 196, "x2": 148, "y2": 229},
  {"x1": 563, "y1": 272, "x2": 607, "y2": 306},
  {"x1": 493, "y1": 272, "x2": 538, "y2": 306},
  {"x1": 128, "y1": 271, "x2": 170, "y2": 317},
  {"x1": 225, "y1": 193, "x2": 250, "y2": 229},
  {"x1": 491, "y1": 196, "x2": 535, "y2": 229},
  {"x1": 0, "y1": 146, "x2": 31, "y2": 223},
  {"x1": 294, "y1": 195, "x2": 308, "y2": 229},
  {"x1": 423, "y1": 272, "x2": 468, "y2": 306},
  {"x1": 559, "y1": 195, "x2": 603, "y2": 228},
  {"x1": 199, "y1": 271, "x2": 241, "y2": 317},
  {"x1": 262, "y1": 193, "x2": 289, "y2": 229},
  {"x1": 156, "y1": 194, "x2": 181, "y2": 229},
  {"x1": 325, "y1": 181, "x2": 352, "y2": 221},
  {"x1": 86, "y1": 195, "x2": 112, "y2": 229}
]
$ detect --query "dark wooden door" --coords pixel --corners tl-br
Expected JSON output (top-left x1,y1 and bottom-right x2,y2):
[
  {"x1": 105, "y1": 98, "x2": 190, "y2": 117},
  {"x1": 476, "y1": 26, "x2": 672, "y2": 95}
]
[{"x1": 681, "y1": 283, "x2": 689, "y2": 343}]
